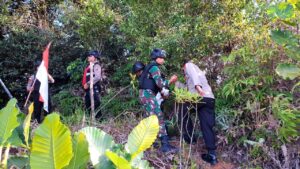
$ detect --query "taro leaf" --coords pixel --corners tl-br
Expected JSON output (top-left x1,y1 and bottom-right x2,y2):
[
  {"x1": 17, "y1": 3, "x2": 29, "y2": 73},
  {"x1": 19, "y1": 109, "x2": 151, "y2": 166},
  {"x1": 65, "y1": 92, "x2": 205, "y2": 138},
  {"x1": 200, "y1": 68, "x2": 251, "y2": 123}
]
[
  {"x1": 30, "y1": 113, "x2": 73, "y2": 169},
  {"x1": 271, "y1": 30, "x2": 298, "y2": 46},
  {"x1": 0, "y1": 99, "x2": 20, "y2": 146},
  {"x1": 105, "y1": 150, "x2": 131, "y2": 169},
  {"x1": 276, "y1": 63, "x2": 300, "y2": 80},
  {"x1": 276, "y1": 3, "x2": 294, "y2": 19},
  {"x1": 126, "y1": 115, "x2": 159, "y2": 160},
  {"x1": 80, "y1": 127, "x2": 115, "y2": 167},
  {"x1": 8, "y1": 156, "x2": 30, "y2": 169},
  {"x1": 64, "y1": 132, "x2": 90, "y2": 169}
]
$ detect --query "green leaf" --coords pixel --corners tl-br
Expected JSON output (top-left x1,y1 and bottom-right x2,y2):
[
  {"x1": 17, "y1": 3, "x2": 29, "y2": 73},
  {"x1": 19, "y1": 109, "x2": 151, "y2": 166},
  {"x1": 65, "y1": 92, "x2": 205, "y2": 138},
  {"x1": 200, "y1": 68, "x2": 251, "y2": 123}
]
[
  {"x1": 275, "y1": 3, "x2": 294, "y2": 19},
  {"x1": 105, "y1": 150, "x2": 131, "y2": 169},
  {"x1": 130, "y1": 153, "x2": 153, "y2": 169},
  {"x1": 80, "y1": 127, "x2": 115, "y2": 166},
  {"x1": 0, "y1": 99, "x2": 20, "y2": 145},
  {"x1": 126, "y1": 115, "x2": 159, "y2": 160},
  {"x1": 64, "y1": 132, "x2": 90, "y2": 169},
  {"x1": 271, "y1": 30, "x2": 298, "y2": 46},
  {"x1": 276, "y1": 63, "x2": 300, "y2": 80},
  {"x1": 24, "y1": 103, "x2": 34, "y2": 147},
  {"x1": 8, "y1": 125, "x2": 26, "y2": 147},
  {"x1": 8, "y1": 156, "x2": 29, "y2": 169},
  {"x1": 285, "y1": 45, "x2": 300, "y2": 61},
  {"x1": 30, "y1": 113, "x2": 73, "y2": 169}
]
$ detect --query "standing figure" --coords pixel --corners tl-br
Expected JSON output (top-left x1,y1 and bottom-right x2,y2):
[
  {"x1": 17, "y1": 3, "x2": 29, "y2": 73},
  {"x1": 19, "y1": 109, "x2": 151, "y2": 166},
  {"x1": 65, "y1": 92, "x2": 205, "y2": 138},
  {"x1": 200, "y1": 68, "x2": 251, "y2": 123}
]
[
  {"x1": 82, "y1": 50, "x2": 102, "y2": 118},
  {"x1": 180, "y1": 60, "x2": 218, "y2": 165},
  {"x1": 26, "y1": 59, "x2": 54, "y2": 123},
  {"x1": 134, "y1": 48, "x2": 178, "y2": 153}
]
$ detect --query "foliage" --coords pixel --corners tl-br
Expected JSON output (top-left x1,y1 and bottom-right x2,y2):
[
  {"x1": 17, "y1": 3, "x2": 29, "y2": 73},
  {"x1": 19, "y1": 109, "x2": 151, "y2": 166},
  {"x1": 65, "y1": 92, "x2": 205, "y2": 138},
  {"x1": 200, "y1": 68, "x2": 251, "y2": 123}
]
[
  {"x1": 71, "y1": 0, "x2": 115, "y2": 50},
  {"x1": 65, "y1": 132, "x2": 90, "y2": 169},
  {"x1": 268, "y1": 0, "x2": 300, "y2": 85},
  {"x1": 30, "y1": 113, "x2": 73, "y2": 169},
  {"x1": 0, "y1": 98, "x2": 19, "y2": 146},
  {"x1": 53, "y1": 89, "x2": 83, "y2": 116},
  {"x1": 0, "y1": 29, "x2": 86, "y2": 105},
  {"x1": 173, "y1": 88, "x2": 201, "y2": 103},
  {"x1": 271, "y1": 95, "x2": 300, "y2": 142},
  {"x1": 0, "y1": 99, "x2": 158, "y2": 169},
  {"x1": 101, "y1": 88, "x2": 140, "y2": 117},
  {"x1": 79, "y1": 127, "x2": 115, "y2": 167}
]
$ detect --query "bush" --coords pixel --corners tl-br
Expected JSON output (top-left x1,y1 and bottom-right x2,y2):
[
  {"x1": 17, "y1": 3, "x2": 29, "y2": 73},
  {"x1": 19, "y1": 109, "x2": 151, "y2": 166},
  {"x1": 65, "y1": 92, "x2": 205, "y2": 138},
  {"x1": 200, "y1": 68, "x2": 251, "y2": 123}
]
[{"x1": 53, "y1": 89, "x2": 83, "y2": 116}]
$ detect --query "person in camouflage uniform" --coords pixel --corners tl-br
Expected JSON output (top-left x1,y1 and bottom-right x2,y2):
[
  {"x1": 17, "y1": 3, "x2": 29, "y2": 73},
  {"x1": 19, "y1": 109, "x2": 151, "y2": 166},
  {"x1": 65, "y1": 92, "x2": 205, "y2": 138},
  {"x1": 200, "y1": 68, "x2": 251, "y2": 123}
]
[{"x1": 132, "y1": 48, "x2": 178, "y2": 153}]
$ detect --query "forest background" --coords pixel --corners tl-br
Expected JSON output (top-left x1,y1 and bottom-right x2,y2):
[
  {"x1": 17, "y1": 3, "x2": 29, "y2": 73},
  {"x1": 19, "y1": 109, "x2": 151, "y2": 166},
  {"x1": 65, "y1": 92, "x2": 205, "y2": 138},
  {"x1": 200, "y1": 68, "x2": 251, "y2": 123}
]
[{"x1": 0, "y1": 0, "x2": 299, "y2": 168}]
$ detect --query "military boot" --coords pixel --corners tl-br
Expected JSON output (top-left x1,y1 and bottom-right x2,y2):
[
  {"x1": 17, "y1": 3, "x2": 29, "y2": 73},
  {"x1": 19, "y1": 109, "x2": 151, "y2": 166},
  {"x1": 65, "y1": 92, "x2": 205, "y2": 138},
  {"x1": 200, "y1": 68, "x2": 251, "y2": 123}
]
[
  {"x1": 159, "y1": 135, "x2": 179, "y2": 153},
  {"x1": 201, "y1": 152, "x2": 218, "y2": 165}
]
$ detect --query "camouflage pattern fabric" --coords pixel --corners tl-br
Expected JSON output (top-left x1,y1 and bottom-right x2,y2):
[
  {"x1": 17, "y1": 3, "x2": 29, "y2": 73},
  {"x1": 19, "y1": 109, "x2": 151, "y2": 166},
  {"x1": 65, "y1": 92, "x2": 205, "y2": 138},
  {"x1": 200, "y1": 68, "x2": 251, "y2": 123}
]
[
  {"x1": 139, "y1": 89, "x2": 167, "y2": 137},
  {"x1": 139, "y1": 64, "x2": 169, "y2": 137},
  {"x1": 148, "y1": 65, "x2": 169, "y2": 88}
]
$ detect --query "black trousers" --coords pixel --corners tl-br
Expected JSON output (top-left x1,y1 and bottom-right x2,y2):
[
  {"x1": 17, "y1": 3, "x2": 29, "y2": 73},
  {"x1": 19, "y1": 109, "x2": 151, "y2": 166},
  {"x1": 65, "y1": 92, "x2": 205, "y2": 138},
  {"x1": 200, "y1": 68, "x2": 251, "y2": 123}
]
[
  {"x1": 178, "y1": 97, "x2": 216, "y2": 151},
  {"x1": 32, "y1": 91, "x2": 51, "y2": 123},
  {"x1": 85, "y1": 88, "x2": 101, "y2": 118}
]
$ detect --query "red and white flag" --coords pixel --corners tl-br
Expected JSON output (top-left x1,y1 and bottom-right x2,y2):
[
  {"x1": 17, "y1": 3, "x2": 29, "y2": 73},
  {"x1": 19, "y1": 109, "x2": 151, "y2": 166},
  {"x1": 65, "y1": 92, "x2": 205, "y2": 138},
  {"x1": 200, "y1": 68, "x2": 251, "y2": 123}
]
[{"x1": 36, "y1": 42, "x2": 51, "y2": 112}]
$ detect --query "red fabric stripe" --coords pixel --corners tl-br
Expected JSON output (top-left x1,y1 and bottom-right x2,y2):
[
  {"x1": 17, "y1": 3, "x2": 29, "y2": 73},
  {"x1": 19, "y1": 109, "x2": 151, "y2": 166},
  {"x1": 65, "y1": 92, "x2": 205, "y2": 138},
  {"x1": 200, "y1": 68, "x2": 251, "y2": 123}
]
[
  {"x1": 82, "y1": 66, "x2": 90, "y2": 86},
  {"x1": 43, "y1": 42, "x2": 51, "y2": 70}
]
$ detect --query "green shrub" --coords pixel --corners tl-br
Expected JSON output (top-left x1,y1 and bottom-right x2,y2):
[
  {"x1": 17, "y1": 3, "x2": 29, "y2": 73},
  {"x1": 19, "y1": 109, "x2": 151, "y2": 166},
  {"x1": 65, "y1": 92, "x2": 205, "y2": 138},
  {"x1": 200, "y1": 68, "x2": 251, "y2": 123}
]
[{"x1": 53, "y1": 90, "x2": 83, "y2": 116}]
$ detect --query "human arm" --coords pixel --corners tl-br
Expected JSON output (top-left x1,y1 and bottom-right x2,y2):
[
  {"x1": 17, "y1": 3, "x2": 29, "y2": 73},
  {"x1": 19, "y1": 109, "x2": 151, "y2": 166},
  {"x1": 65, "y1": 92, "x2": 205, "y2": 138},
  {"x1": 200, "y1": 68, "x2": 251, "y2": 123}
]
[
  {"x1": 26, "y1": 75, "x2": 34, "y2": 92},
  {"x1": 48, "y1": 74, "x2": 55, "y2": 83},
  {"x1": 149, "y1": 66, "x2": 169, "y2": 89}
]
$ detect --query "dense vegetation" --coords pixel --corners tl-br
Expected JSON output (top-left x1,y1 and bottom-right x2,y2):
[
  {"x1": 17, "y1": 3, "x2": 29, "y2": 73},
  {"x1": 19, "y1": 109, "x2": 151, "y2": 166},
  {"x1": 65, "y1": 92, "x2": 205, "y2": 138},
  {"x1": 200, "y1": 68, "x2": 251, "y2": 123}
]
[{"x1": 0, "y1": 0, "x2": 299, "y2": 168}]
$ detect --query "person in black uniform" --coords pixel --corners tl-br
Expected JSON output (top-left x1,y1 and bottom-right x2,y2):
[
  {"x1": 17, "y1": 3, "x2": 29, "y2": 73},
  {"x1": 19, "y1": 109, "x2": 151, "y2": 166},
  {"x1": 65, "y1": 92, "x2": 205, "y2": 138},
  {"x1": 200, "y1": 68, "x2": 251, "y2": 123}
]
[
  {"x1": 82, "y1": 50, "x2": 102, "y2": 118},
  {"x1": 26, "y1": 59, "x2": 54, "y2": 123}
]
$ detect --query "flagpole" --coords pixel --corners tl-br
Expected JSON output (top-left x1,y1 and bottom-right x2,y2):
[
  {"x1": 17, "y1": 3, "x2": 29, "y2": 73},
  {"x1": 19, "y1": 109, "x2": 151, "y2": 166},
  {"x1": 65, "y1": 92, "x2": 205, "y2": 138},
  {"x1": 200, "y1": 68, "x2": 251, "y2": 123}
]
[
  {"x1": 23, "y1": 78, "x2": 37, "y2": 108},
  {"x1": 0, "y1": 78, "x2": 14, "y2": 99}
]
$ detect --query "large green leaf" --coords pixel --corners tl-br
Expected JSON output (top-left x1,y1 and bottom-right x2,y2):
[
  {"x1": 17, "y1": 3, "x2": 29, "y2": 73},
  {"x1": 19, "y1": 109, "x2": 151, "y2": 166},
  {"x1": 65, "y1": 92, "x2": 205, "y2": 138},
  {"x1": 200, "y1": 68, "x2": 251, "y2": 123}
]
[
  {"x1": 8, "y1": 156, "x2": 30, "y2": 169},
  {"x1": 64, "y1": 132, "x2": 90, "y2": 169},
  {"x1": 271, "y1": 30, "x2": 298, "y2": 46},
  {"x1": 126, "y1": 115, "x2": 159, "y2": 160},
  {"x1": 30, "y1": 113, "x2": 73, "y2": 169},
  {"x1": 23, "y1": 103, "x2": 34, "y2": 148},
  {"x1": 8, "y1": 125, "x2": 26, "y2": 147},
  {"x1": 285, "y1": 45, "x2": 300, "y2": 61},
  {"x1": 130, "y1": 153, "x2": 153, "y2": 169},
  {"x1": 276, "y1": 63, "x2": 300, "y2": 80},
  {"x1": 0, "y1": 99, "x2": 20, "y2": 145},
  {"x1": 105, "y1": 150, "x2": 131, "y2": 169},
  {"x1": 268, "y1": 2, "x2": 294, "y2": 19},
  {"x1": 80, "y1": 127, "x2": 115, "y2": 166}
]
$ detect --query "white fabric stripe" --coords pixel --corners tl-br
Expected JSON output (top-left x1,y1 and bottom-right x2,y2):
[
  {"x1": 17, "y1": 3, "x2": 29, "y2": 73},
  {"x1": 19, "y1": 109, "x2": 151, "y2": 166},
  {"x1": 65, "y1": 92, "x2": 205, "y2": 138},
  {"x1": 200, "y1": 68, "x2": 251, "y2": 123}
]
[{"x1": 36, "y1": 61, "x2": 49, "y2": 112}]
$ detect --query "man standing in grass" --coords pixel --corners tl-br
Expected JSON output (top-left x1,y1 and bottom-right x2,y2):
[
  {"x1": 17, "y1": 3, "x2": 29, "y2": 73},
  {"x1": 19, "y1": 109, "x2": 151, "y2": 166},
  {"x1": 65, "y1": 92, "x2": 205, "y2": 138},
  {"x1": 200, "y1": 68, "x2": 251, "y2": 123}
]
[{"x1": 180, "y1": 60, "x2": 218, "y2": 165}]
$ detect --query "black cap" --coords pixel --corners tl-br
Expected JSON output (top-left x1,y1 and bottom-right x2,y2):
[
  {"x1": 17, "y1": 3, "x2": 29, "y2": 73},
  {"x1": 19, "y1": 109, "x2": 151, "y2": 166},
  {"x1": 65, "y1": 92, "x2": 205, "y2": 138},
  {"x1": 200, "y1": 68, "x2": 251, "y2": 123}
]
[{"x1": 87, "y1": 50, "x2": 101, "y2": 59}]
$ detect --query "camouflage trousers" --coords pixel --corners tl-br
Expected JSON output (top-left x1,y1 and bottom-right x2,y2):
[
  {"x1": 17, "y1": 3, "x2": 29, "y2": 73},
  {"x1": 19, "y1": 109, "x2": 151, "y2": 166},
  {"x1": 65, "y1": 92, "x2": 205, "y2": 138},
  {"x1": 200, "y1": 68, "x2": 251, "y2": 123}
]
[{"x1": 139, "y1": 89, "x2": 167, "y2": 137}]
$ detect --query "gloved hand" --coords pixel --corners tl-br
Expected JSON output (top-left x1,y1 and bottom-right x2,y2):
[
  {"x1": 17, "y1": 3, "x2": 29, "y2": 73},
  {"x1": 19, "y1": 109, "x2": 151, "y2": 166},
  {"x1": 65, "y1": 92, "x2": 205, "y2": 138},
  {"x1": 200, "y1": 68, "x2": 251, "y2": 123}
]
[{"x1": 161, "y1": 87, "x2": 170, "y2": 97}]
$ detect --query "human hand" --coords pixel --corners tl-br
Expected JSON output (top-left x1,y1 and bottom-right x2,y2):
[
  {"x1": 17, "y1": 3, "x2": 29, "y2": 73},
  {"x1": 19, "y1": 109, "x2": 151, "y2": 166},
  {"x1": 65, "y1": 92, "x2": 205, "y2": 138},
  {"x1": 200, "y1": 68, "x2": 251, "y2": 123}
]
[
  {"x1": 161, "y1": 87, "x2": 170, "y2": 97},
  {"x1": 169, "y1": 75, "x2": 178, "y2": 84},
  {"x1": 84, "y1": 83, "x2": 89, "y2": 89},
  {"x1": 195, "y1": 85, "x2": 205, "y2": 96}
]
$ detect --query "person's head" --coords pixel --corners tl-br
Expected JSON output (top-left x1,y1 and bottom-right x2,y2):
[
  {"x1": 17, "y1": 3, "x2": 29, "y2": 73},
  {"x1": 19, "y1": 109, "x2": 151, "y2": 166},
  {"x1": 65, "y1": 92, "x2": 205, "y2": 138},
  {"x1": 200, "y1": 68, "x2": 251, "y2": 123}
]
[
  {"x1": 150, "y1": 48, "x2": 166, "y2": 65},
  {"x1": 132, "y1": 61, "x2": 145, "y2": 76},
  {"x1": 182, "y1": 59, "x2": 191, "y2": 71},
  {"x1": 87, "y1": 50, "x2": 100, "y2": 63},
  {"x1": 34, "y1": 59, "x2": 42, "y2": 70}
]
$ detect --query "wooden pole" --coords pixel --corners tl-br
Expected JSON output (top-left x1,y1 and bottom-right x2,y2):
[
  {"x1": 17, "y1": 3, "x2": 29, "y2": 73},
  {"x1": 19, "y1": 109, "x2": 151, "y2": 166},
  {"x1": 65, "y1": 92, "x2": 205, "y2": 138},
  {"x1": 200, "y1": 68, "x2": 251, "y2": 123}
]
[
  {"x1": 89, "y1": 62, "x2": 95, "y2": 124},
  {"x1": 23, "y1": 78, "x2": 37, "y2": 108},
  {"x1": 0, "y1": 78, "x2": 13, "y2": 99}
]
